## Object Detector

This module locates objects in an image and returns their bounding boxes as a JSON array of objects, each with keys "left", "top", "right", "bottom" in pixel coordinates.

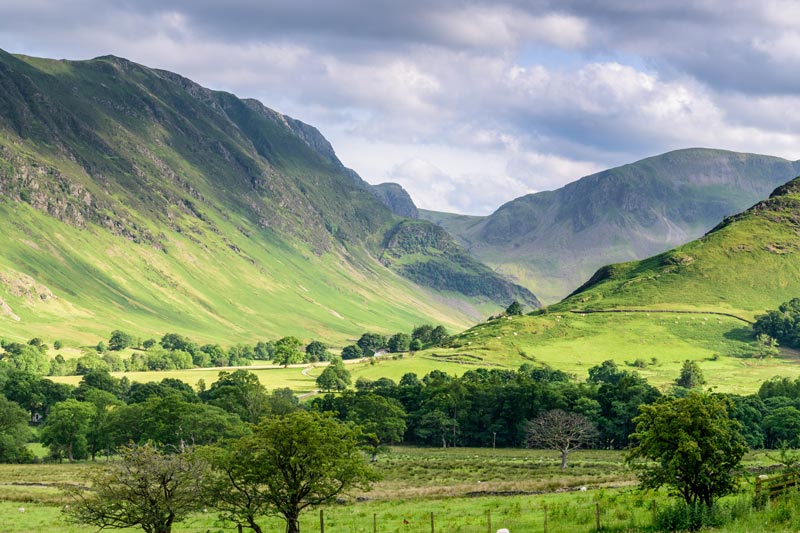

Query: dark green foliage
[
  {"left": 315, "top": 391, "right": 407, "bottom": 461},
  {"left": 356, "top": 333, "right": 386, "bottom": 356},
  {"left": 108, "top": 330, "right": 135, "bottom": 351},
  {"left": 506, "top": 300, "right": 523, "bottom": 316},
  {"left": 627, "top": 393, "right": 748, "bottom": 507},
  {"left": 754, "top": 298, "right": 800, "bottom": 348},
  {"left": 411, "top": 324, "right": 434, "bottom": 343},
  {"left": 675, "top": 359, "right": 707, "bottom": 390},
  {"left": 0, "top": 394, "right": 34, "bottom": 463},
  {"left": 341, "top": 344, "right": 363, "bottom": 360},
  {"left": 763, "top": 406, "right": 800, "bottom": 448},
  {"left": 199, "top": 370, "right": 269, "bottom": 423},
  {"left": 387, "top": 333, "right": 411, "bottom": 353},
  {"left": 409, "top": 338, "right": 423, "bottom": 351},
  {"left": 316, "top": 358, "right": 350, "bottom": 392},
  {"left": 40, "top": 398, "right": 94, "bottom": 461},
  {"left": 304, "top": 340, "right": 330, "bottom": 362},
  {"left": 53, "top": 340, "right": 63, "bottom": 350},
  {"left": 203, "top": 411, "right": 379, "bottom": 533},
  {"left": 108, "top": 396, "right": 247, "bottom": 449},
  {"left": 272, "top": 336, "right": 303, "bottom": 367}
]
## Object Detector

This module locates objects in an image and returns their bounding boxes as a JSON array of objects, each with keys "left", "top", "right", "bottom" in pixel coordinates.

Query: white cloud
[{"left": 0, "top": 0, "right": 799, "bottom": 216}]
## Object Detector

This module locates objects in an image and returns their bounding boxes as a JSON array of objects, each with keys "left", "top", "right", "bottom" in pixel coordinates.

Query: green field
[
  {"left": 2, "top": 447, "right": 798, "bottom": 532},
  {"left": 46, "top": 308, "right": 796, "bottom": 396}
]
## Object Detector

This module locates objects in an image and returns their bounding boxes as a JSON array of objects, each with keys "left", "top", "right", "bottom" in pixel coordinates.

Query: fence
[
  {"left": 225, "top": 494, "right": 659, "bottom": 533},
  {"left": 755, "top": 471, "right": 800, "bottom": 502}
]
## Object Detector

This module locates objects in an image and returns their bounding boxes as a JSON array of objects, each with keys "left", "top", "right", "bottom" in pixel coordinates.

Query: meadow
[
  {"left": 2, "top": 447, "right": 799, "bottom": 532},
  {"left": 44, "top": 309, "right": 798, "bottom": 396}
]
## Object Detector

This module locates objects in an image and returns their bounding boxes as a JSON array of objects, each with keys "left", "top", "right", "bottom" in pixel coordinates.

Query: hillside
[
  {"left": 558, "top": 177, "right": 800, "bottom": 317},
  {"left": 0, "top": 50, "right": 535, "bottom": 345},
  {"left": 399, "top": 178, "right": 800, "bottom": 393},
  {"left": 421, "top": 149, "right": 800, "bottom": 303}
]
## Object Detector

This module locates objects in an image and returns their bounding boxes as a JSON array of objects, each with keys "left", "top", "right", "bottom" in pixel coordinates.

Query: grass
[
  {"left": 3, "top": 447, "right": 798, "bottom": 532},
  {"left": 44, "top": 308, "right": 792, "bottom": 395}
]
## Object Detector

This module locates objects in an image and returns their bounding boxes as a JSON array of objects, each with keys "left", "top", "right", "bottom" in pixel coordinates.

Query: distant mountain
[
  {"left": 0, "top": 50, "right": 535, "bottom": 344},
  {"left": 421, "top": 149, "right": 800, "bottom": 303},
  {"left": 559, "top": 176, "right": 800, "bottom": 317}
]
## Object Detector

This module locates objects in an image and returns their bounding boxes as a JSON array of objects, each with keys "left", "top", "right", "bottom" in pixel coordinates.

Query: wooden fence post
[
  {"left": 373, "top": 512, "right": 377, "bottom": 533},
  {"left": 755, "top": 476, "right": 762, "bottom": 502},
  {"left": 651, "top": 500, "right": 657, "bottom": 523},
  {"left": 543, "top": 504, "right": 548, "bottom": 533},
  {"left": 431, "top": 511, "right": 435, "bottom": 533},
  {"left": 595, "top": 502, "right": 600, "bottom": 530},
  {"left": 320, "top": 509, "right": 324, "bottom": 533}
]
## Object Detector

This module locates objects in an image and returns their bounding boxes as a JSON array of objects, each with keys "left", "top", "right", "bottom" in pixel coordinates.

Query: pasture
[{"left": 1, "top": 447, "right": 797, "bottom": 532}]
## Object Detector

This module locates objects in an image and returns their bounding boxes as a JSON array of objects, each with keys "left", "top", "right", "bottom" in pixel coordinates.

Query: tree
[
  {"left": 411, "top": 324, "right": 435, "bottom": 344},
  {"left": 674, "top": 360, "right": 706, "bottom": 390},
  {"left": 40, "top": 398, "right": 94, "bottom": 461},
  {"left": 430, "top": 325, "right": 448, "bottom": 344},
  {"left": 273, "top": 336, "right": 303, "bottom": 367},
  {"left": 526, "top": 409, "right": 598, "bottom": 469},
  {"left": 108, "top": 330, "right": 135, "bottom": 351},
  {"left": 200, "top": 370, "right": 269, "bottom": 423},
  {"left": 340, "top": 344, "right": 363, "bottom": 360},
  {"left": 763, "top": 406, "right": 800, "bottom": 448},
  {"left": 387, "top": 333, "right": 411, "bottom": 353},
  {"left": 205, "top": 411, "right": 378, "bottom": 533},
  {"left": 346, "top": 394, "right": 407, "bottom": 461},
  {"left": 506, "top": 300, "right": 523, "bottom": 316},
  {"left": 84, "top": 389, "right": 124, "bottom": 461},
  {"left": 316, "top": 358, "right": 350, "bottom": 392},
  {"left": 356, "top": 333, "right": 386, "bottom": 356},
  {"left": 305, "top": 341, "right": 330, "bottom": 362},
  {"left": 627, "top": 393, "right": 747, "bottom": 508},
  {"left": 64, "top": 443, "right": 206, "bottom": 533},
  {"left": 1, "top": 342, "right": 50, "bottom": 375},
  {"left": 0, "top": 394, "right": 34, "bottom": 463}
]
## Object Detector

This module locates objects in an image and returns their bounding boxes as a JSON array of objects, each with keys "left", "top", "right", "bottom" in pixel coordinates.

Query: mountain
[
  {"left": 421, "top": 149, "right": 800, "bottom": 303},
  {"left": 402, "top": 178, "right": 800, "bottom": 392},
  {"left": 558, "top": 176, "right": 800, "bottom": 318},
  {"left": 0, "top": 50, "right": 535, "bottom": 345}
]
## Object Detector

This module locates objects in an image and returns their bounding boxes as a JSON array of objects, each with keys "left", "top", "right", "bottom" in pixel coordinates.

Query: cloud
[{"left": 0, "top": 1, "right": 799, "bottom": 215}]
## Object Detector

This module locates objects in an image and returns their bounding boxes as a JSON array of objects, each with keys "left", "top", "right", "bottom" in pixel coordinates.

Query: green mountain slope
[
  {"left": 421, "top": 149, "right": 800, "bottom": 303},
  {"left": 400, "top": 178, "right": 800, "bottom": 393},
  {"left": 558, "top": 177, "right": 800, "bottom": 319},
  {"left": 0, "top": 50, "right": 534, "bottom": 345}
]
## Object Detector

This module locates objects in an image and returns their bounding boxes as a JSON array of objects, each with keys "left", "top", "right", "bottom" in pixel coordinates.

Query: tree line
[{"left": 0, "top": 322, "right": 449, "bottom": 377}]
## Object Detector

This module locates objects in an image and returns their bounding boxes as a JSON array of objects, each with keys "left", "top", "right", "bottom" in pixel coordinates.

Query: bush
[{"left": 654, "top": 502, "right": 724, "bottom": 531}]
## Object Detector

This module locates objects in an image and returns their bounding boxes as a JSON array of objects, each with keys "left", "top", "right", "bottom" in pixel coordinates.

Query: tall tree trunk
[
  {"left": 285, "top": 512, "right": 300, "bottom": 533},
  {"left": 560, "top": 449, "right": 568, "bottom": 470}
]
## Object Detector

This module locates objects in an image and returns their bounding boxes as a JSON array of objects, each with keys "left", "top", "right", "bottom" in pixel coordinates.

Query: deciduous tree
[
  {"left": 526, "top": 409, "right": 598, "bottom": 469},
  {"left": 627, "top": 393, "right": 747, "bottom": 507},
  {"left": 64, "top": 443, "right": 206, "bottom": 533},
  {"left": 205, "top": 411, "right": 378, "bottom": 533}
]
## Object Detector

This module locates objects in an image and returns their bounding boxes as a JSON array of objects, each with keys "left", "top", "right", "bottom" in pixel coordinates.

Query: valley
[{"left": 3, "top": 47, "right": 800, "bottom": 533}]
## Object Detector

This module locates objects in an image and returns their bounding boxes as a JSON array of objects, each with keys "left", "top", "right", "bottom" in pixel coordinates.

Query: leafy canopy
[{"left": 627, "top": 393, "right": 747, "bottom": 507}]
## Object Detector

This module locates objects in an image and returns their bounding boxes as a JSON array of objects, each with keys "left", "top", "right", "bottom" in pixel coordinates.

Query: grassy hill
[
  {"left": 422, "top": 149, "right": 800, "bottom": 303},
  {"left": 559, "top": 177, "right": 800, "bottom": 318},
  {"left": 0, "top": 50, "right": 535, "bottom": 345},
  {"left": 393, "top": 178, "right": 800, "bottom": 393}
]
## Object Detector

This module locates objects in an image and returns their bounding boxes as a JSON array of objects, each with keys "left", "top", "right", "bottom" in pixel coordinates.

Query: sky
[{"left": 1, "top": 1, "right": 800, "bottom": 215}]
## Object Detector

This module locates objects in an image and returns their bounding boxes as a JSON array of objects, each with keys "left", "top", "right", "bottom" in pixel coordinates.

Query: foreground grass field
[{"left": 1, "top": 447, "right": 798, "bottom": 532}]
